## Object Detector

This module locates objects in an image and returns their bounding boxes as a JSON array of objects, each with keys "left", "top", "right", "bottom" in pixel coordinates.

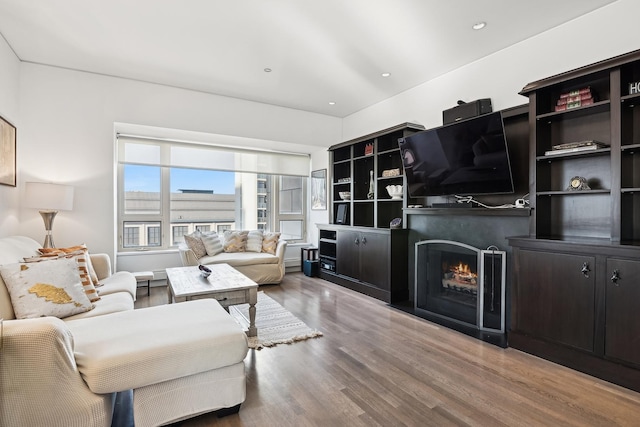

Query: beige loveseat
[
  {"left": 179, "top": 230, "right": 287, "bottom": 284},
  {"left": 0, "top": 236, "right": 248, "bottom": 427}
]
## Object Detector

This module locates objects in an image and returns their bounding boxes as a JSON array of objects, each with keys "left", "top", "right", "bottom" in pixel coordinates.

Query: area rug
[{"left": 229, "top": 291, "right": 323, "bottom": 350}]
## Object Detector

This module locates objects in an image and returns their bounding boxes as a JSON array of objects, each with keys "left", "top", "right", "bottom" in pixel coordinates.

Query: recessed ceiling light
[
  {"left": 382, "top": 72, "right": 391, "bottom": 77},
  {"left": 329, "top": 101, "right": 336, "bottom": 105},
  {"left": 472, "top": 22, "right": 486, "bottom": 30},
  {"left": 264, "top": 68, "right": 272, "bottom": 73}
]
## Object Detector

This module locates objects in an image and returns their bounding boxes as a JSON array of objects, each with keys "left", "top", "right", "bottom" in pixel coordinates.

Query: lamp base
[{"left": 39, "top": 210, "right": 58, "bottom": 249}]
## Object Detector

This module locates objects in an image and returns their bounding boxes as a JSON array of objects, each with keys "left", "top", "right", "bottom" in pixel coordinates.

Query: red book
[
  {"left": 559, "top": 87, "right": 591, "bottom": 98},
  {"left": 557, "top": 93, "right": 593, "bottom": 105}
]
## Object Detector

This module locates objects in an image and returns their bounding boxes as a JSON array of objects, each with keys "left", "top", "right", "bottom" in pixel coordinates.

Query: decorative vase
[{"left": 367, "top": 170, "right": 374, "bottom": 199}]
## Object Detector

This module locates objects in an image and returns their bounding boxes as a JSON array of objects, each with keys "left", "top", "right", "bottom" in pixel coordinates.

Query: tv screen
[{"left": 398, "top": 112, "right": 514, "bottom": 197}]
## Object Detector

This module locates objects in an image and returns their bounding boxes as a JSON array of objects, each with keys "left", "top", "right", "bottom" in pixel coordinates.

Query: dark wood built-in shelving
[
  {"left": 319, "top": 123, "right": 424, "bottom": 302},
  {"left": 513, "top": 48, "right": 640, "bottom": 393}
]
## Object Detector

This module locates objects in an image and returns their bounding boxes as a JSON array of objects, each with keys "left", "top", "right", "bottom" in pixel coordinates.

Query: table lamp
[{"left": 24, "top": 182, "right": 74, "bottom": 248}]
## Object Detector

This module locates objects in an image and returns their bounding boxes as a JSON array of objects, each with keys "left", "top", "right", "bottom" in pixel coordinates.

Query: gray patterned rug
[{"left": 230, "top": 291, "right": 323, "bottom": 350}]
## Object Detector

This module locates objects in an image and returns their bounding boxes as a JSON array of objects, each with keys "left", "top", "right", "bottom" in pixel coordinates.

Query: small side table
[{"left": 133, "top": 271, "right": 154, "bottom": 296}]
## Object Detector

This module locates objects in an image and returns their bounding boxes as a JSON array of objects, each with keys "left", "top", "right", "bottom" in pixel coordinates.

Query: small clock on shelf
[{"left": 567, "top": 176, "right": 590, "bottom": 191}]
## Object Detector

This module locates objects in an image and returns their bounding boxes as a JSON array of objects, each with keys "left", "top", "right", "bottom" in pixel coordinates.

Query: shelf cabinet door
[
  {"left": 358, "top": 231, "right": 390, "bottom": 290},
  {"left": 605, "top": 258, "right": 640, "bottom": 366},
  {"left": 515, "top": 249, "right": 596, "bottom": 352},
  {"left": 336, "top": 230, "right": 360, "bottom": 279}
]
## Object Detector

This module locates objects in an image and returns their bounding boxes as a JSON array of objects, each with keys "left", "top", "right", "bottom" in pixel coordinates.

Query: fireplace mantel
[{"left": 404, "top": 207, "right": 531, "bottom": 217}]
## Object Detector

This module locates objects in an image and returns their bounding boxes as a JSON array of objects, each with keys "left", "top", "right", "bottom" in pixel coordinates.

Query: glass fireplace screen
[{"left": 415, "top": 240, "right": 506, "bottom": 333}]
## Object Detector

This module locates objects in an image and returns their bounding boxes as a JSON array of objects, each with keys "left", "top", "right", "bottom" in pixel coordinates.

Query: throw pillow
[
  {"left": 223, "top": 230, "right": 248, "bottom": 253},
  {"left": 262, "top": 232, "right": 281, "bottom": 255},
  {"left": 39, "top": 244, "right": 100, "bottom": 285},
  {"left": 245, "top": 230, "right": 264, "bottom": 253},
  {"left": 200, "top": 232, "right": 223, "bottom": 256},
  {"left": 0, "top": 257, "right": 94, "bottom": 319},
  {"left": 24, "top": 250, "right": 101, "bottom": 302},
  {"left": 184, "top": 232, "right": 207, "bottom": 259}
]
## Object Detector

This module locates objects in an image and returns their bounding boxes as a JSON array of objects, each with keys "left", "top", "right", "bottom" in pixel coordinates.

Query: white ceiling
[{"left": 0, "top": 0, "right": 617, "bottom": 117}]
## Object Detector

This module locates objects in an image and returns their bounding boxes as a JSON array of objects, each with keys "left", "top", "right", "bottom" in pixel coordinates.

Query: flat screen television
[{"left": 398, "top": 111, "right": 514, "bottom": 197}]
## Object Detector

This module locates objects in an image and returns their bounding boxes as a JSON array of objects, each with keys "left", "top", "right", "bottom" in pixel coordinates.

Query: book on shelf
[
  {"left": 555, "top": 86, "right": 596, "bottom": 111},
  {"left": 552, "top": 140, "right": 606, "bottom": 150},
  {"left": 555, "top": 98, "right": 594, "bottom": 111},
  {"left": 556, "top": 93, "right": 593, "bottom": 105},
  {"left": 544, "top": 144, "right": 606, "bottom": 156},
  {"left": 559, "top": 87, "right": 591, "bottom": 98}
]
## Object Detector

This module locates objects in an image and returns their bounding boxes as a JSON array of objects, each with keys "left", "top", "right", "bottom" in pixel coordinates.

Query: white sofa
[
  {"left": 0, "top": 236, "right": 248, "bottom": 427},
  {"left": 179, "top": 238, "right": 287, "bottom": 285}
]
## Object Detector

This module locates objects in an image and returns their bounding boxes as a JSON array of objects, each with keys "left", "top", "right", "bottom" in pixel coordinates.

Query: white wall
[
  {"left": 0, "top": 35, "right": 21, "bottom": 236},
  {"left": 15, "top": 63, "right": 342, "bottom": 268},
  {"left": 342, "top": 0, "right": 640, "bottom": 139}
]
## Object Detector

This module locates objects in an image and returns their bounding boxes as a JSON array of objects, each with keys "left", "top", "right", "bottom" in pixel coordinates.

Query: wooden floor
[{"left": 136, "top": 273, "right": 640, "bottom": 426}]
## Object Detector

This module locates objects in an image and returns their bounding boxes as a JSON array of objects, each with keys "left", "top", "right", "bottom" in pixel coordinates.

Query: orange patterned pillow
[{"left": 39, "top": 244, "right": 99, "bottom": 285}]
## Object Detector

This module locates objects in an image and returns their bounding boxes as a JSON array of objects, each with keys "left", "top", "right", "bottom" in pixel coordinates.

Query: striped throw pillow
[
  {"left": 246, "top": 230, "right": 264, "bottom": 253},
  {"left": 201, "top": 232, "right": 223, "bottom": 256}
]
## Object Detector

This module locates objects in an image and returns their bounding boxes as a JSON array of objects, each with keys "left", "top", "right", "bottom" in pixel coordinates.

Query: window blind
[{"left": 117, "top": 134, "right": 310, "bottom": 177}]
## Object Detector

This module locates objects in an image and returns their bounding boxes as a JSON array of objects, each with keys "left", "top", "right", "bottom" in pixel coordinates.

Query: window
[
  {"left": 172, "top": 225, "right": 188, "bottom": 245},
  {"left": 117, "top": 135, "right": 309, "bottom": 251}
]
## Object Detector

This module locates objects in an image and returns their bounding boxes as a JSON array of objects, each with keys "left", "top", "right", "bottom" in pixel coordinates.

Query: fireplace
[{"left": 415, "top": 240, "right": 506, "bottom": 333}]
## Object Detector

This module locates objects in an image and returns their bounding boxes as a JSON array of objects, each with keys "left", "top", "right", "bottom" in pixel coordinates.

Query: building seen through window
[{"left": 119, "top": 166, "right": 305, "bottom": 250}]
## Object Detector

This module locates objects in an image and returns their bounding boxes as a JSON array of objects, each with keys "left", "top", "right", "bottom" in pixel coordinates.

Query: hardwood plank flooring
[{"left": 136, "top": 273, "right": 640, "bottom": 426}]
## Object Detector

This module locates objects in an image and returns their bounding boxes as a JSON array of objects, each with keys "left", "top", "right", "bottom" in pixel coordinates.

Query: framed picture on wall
[
  {"left": 311, "top": 169, "right": 327, "bottom": 210},
  {"left": 0, "top": 115, "right": 16, "bottom": 187}
]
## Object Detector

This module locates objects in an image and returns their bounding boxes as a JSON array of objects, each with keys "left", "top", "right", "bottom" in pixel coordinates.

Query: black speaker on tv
[{"left": 443, "top": 98, "right": 492, "bottom": 124}]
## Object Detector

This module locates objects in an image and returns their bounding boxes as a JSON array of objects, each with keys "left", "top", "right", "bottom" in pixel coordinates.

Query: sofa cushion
[
  {"left": 184, "top": 232, "right": 207, "bottom": 259},
  {"left": 64, "top": 292, "right": 134, "bottom": 320},
  {"left": 66, "top": 299, "right": 248, "bottom": 393},
  {"left": 96, "top": 271, "right": 137, "bottom": 299},
  {"left": 199, "top": 251, "right": 279, "bottom": 267},
  {"left": 223, "top": 231, "right": 248, "bottom": 253},
  {"left": 262, "top": 232, "right": 281, "bottom": 255},
  {"left": 245, "top": 230, "right": 263, "bottom": 253},
  {"left": 0, "top": 257, "right": 94, "bottom": 319}
]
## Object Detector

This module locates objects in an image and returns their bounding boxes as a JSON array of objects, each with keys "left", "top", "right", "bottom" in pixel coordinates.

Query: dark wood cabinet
[
  {"left": 318, "top": 224, "right": 408, "bottom": 303},
  {"left": 605, "top": 258, "right": 640, "bottom": 367},
  {"left": 509, "top": 238, "right": 640, "bottom": 392},
  {"left": 516, "top": 250, "right": 595, "bottom": 352},
  {"left": 321, "top": 123, "right": 422, "bottom": 302}
]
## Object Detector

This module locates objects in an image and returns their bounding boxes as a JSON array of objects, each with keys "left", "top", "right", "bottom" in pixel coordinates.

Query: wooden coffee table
[{"left": 166, "top": 263, "right": 258, "bottom": 337}]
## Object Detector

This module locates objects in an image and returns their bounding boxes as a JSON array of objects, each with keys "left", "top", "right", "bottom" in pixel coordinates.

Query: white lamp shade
[{"left": 24, "top": 182, "right": 74, "bottom": 211}]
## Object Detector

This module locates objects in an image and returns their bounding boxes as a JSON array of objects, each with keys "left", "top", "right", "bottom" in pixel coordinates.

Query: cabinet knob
[
  {"left": 361, "top": 237, "right": 367, "bottom": 244},
  {"left": 581, "top": 262, "right": 590, "bottom": 278},
  {"left": 354, "top": 238, "right": 359, "bottom": 245},
  {"left": 611, "top": 269, "right": 621, "bottom": 286}
]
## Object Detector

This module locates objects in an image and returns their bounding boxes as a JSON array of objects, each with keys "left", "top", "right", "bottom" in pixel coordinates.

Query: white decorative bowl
[
  {"left": 339, "top": 191, "right": 351, "bottom": 200},
  {"left": 386, "top": 185, "right": 403, "bottom": 199}
]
